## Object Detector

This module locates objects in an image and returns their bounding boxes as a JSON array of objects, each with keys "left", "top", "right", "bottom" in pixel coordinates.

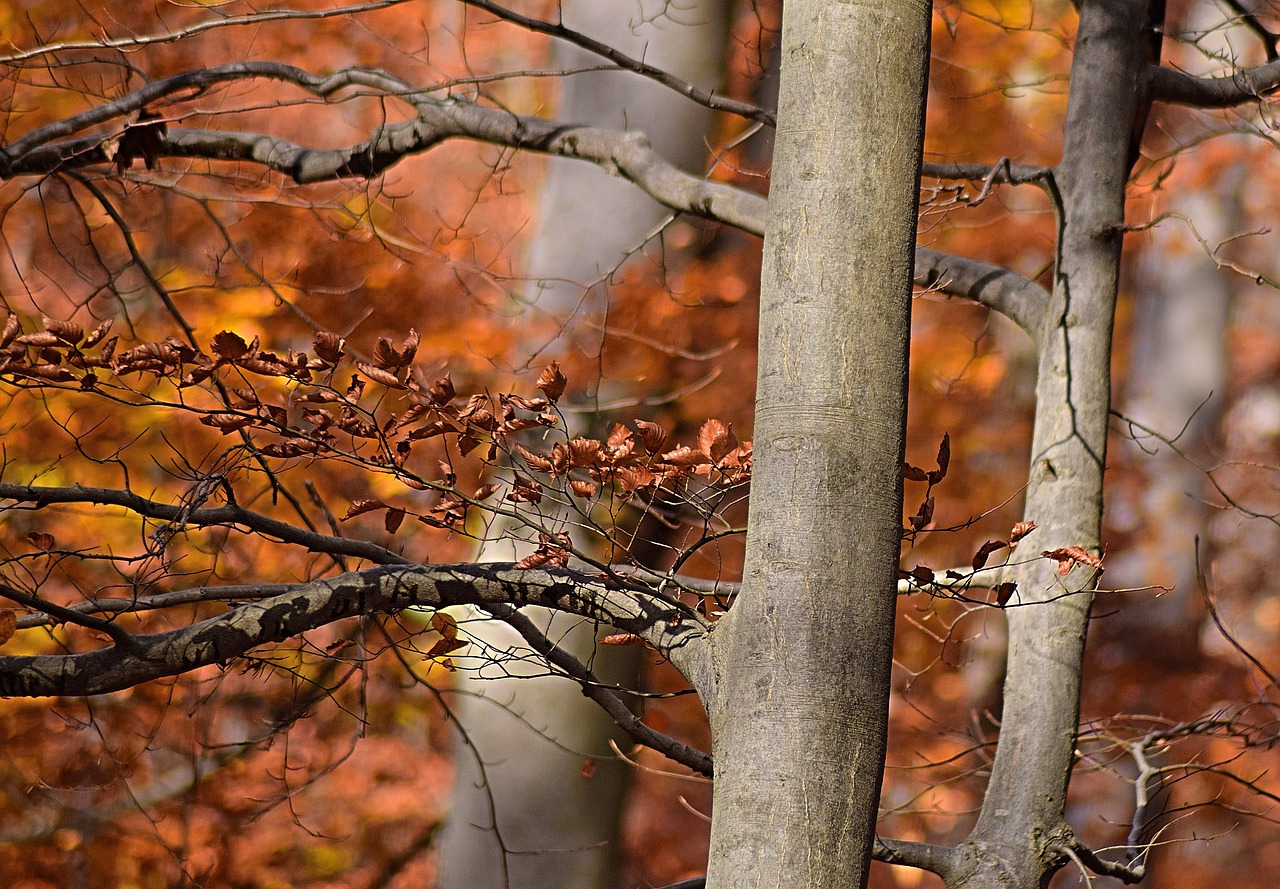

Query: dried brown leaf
[
  {"left": 356, "top": 362, "right": 405, "bottom": 389},
  {"left": 42, "top": 317, "right": 83, "bottom": 345},
  {"left": 1010, "top": 520, "right": 1038, "bottom": 545},
  {"left": 536, "top": 361, "right": 567, "bottom": 402},
  {"left": 211, "top": 330, "right": 250, "bottom": 361},
  {"left": 972, "top": 540, "right": 1008, "bottom": 571},
  {"left": 343, "top": 499, "right": 389, "bottom": 520}
]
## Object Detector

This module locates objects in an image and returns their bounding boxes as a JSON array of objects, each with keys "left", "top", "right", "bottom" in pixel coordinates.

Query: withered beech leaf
[
  {"left": 536, "top": 361, "right": 567, "bottom": 402},
  {"left": 633, "top": 419, "right": 667, "bottom": 454},
  {"left": 356, "top": 362, "right": 405, "bottom": 389},
  {"left": 1010, "top": 520, "right": 1038, "bottom": 544},
  {"left": 514, "top": 549, "right": 554, "bottom": 570},
  {"left": 313, "top": 331, "right": 344, "bottom": 364},
  {"left": 601, "top": 633, "right": 645, "bottom": 646},
  {"left": 935, "top": 432, "right": 951, "bottom": 478},
  {"left": 567, "top": 438, "right": 601, "bottom": 468},
  {"left": 211, "top": 331, "right": 250, "bottom": 361},
  {"left": 1040, "top": 546, "right": 1104, "bottom": 576},
  {"left": 26, "top": 531, "right": 55, "bottom": 552},
  {"left": 569, "top": 479, "right": 597, "bottom": 498},
  {"left": 972, "top": 539, "right": 1008, "bottom": 571},
  {"left": 908, "top": 495, "right": 935, "bottom": 531},
  {"left": 427, "top": 637, "right": 468, "bottom": 658},
  {"left": 384, "top": 508, "right": 406, "bottom": 534},
  {"left": 662, "top": 445, "right": 709, "bottom": 468},
  {"left": 83, "top": 318, "right": 114, "bottom": 348},
  {"left": 902, "top": 462, "right": 930, "bottom": 483},
  {"left": 200, "top": 413, "right": 254, "bottom": 434},
  {"left": 14, "top": 332, "right": 62, "bottom": 348},
  {"left": 1, "top": 314, "right": 20, "bottom": 347},
  {"left": 431, "top": 611, "right": 459, "bottom": 640},
  {"left": 0, "top": 609, "right": 15, "bottom": 647},
  {"left": 343, "top": 499, "right": 389, "bottom": 520},
  {"left": 996, "top": 582, "right": 1018, "bottom": 606},
  {"left": 606, "top": 422, "right": 632, "bottom": 452},
  {"left": 474, "top": 482, "right": 500, "bottom": 501},
  {"left": 430, "top": 373, "right": 455, "bottom": 405},
  {"left": 517, "top": 444, "right": 554, "bottom": 473},
  {"left": 42, "top": 317, "right": 83, "bottom": 345},
  {"left": 910, "top": 565, "right": 935, "bottom": 583}
]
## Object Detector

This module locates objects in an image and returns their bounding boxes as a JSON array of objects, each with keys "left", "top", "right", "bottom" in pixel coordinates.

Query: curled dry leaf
[
  {"left": 42, "top": 317, "right": 84, "bottom": 345},
  {"left": 26, "top": 531, "right": 55, "bottom": 552},
  {"left": 996, "top": 582, "right": 1018, "bottom": 606},
  {"left": 356, "top": 362, "right": 405, "bottom": 389},
  {"left": 1, "top": 314, "right": 20, "bottom": 348},
  {"left": 633, "top": 419, "right": 667, "bottom": 453},
  {"left": 211, "top": 331, "right": 250, "bottom": 361},
  {"left": 1040, "top": 546, "right": 1104, "bottom": 576},
  {"left": 0, "top": 609, "right": 16, "bottom": 647},
  {"left": 931, "top": 432, "right": 951, "bottom": 483},
  {"left": 313, "top": 331, "right": 344, "bottom": 364},
  {"left": 569, "top": 479, "right": 597, "bottom": 498},
  {"left": 83, "top": 318, "right": 113, "bottom": 348},
  {"left": 343, "top": 499, "right": 390, "bottom": 520},
  {"left": 1010, "top": 520, "right": 1038, "bottom": 544},
  {"left": 384, "top": 508, "right": 406, "bottom": 534},
  {"left": 972, "top": 539, "right": 1008, "bottom": 570},
  {"left": 601, "top": 633, "right": 646, "bottom": 646},
  {"left": 536, "top": 361, "right": 567, "bottom": 402},
  {"left": 902, "top": 462, "right": 930, "bottom": 482}
]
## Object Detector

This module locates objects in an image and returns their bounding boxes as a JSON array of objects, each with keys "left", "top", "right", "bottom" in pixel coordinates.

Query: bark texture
[
  {"left": 703, "top": 3, "right": 931, "bottom": 888},
  {"left": 953, "top": 4, "right": 1159, "bottom": 886}
]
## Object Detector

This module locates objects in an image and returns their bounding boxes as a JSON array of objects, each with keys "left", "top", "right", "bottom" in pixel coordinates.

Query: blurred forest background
[{"left": 2, "top": 1, "right": 1280, "bottom": 887}]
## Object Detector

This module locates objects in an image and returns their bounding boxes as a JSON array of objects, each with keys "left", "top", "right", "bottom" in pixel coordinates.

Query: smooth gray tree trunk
[
  {"left": 704, "top": 3, "right": 930, "bottom": 888},
  {"left": 954, "top": 4, "right": 1158, "bottom": 886}
]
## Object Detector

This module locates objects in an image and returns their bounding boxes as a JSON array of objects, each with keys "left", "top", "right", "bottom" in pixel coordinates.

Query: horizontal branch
[
  {"left": 1150, "top": 58, "right": 1280, "bottom": 107},
  {"left": 921, "top": 159, "right": 1050, "bottom": 187},
  {"left": 0, "top": 61, "right": 1043, "bottom": 330},
  {"left": 873, "top": 835, "right": 957, "bottom": 877},
  {"left": 0, "top": 563, "right": 711, "bottom": 700},
  {"left": 915, "top": 248, "right": 1048, "bottom": 337},
  {"left": 0, "top": 482, "right": 408, "bottom": 565}
]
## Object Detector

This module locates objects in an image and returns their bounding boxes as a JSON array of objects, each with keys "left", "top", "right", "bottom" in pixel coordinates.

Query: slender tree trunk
[
  {"left": 957, "top": 4, "right": 1158, "bottom": 885},
  {"left": 704, "top": 3, "right": 930, "bottom": 887},
  {"left": 436, "top": 4, "right": 730, "bottom": 888}
]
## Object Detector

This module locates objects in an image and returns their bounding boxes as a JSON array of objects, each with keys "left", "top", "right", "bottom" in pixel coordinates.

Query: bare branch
[
  {"left": 456, "top": 0, "right": 774, "bottom": 127},
  {"left": 485, "top": 601, "right": 714, "bottom": 776},
  {"left": 916, "top": 247, "right": 1049, "bottom": 336},
  {"left": 0, "top": 563, "right": 710, "bottom": 699},
  {"left": 1150, "top": 57, "right": 1280, "bottom": 107},
  {"left": 0, "top": 0, "right": 416, "bottom": 66},
  {"left": 872, "top": 835, "right": 957, "bottom": 876},
  {"left": 0, "top": 482, "right": 410, "bottom": 565}
]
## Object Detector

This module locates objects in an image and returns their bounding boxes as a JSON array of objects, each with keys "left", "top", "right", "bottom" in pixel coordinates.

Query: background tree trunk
[
  {"left": 704, "top": 2, "right": 930, "bottom": 887},
  {"left": 435, "top": 4, "right": 730, "bottom": 888}
]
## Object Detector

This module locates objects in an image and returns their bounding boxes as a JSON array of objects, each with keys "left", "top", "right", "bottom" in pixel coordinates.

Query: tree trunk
[
  {"left": 435, "top": 4, "right": 730, "bottom": 888},
  {"left": 957, "top": 3, "right": 1158, "bottom": 886},
  {"left": 704, "top": 3, "right": 930, "bottom": 887}
]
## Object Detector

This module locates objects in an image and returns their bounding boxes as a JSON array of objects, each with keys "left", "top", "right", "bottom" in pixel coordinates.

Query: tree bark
[
  {"left": 956, "top": 3, "right": 1158, "bottom": 886},
  {"left": 703, "top": 3, "right": 931, "bottom": 888}
]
